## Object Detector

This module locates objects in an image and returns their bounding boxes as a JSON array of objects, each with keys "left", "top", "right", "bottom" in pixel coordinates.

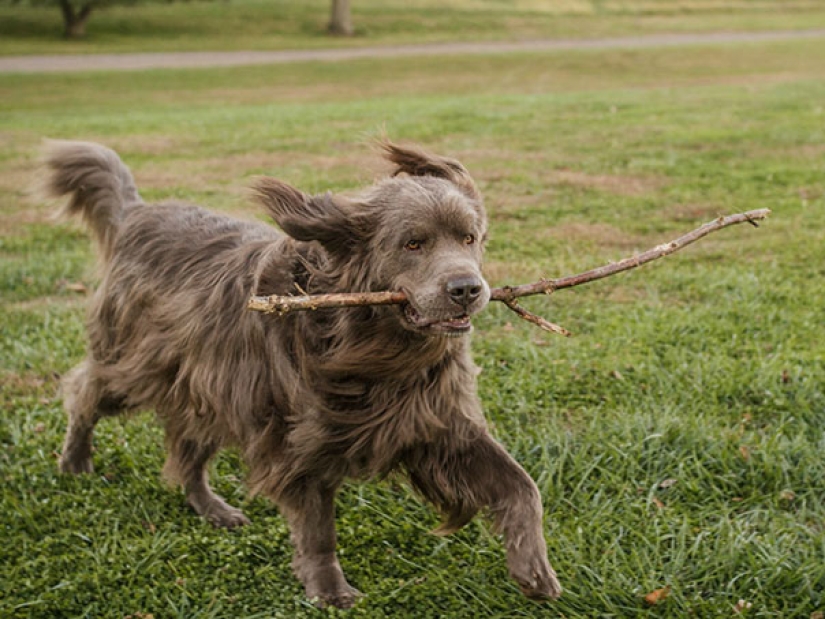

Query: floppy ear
[
  {"left": 381, "top": 140, "right": 481, "bottom": 201},
  {"left": 252, "top": 177, "right": 356, "bottom": 253}
]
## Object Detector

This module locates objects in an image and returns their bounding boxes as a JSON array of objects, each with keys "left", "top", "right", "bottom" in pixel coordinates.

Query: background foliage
[{"left": 2, "top": 0, "right": 825, "bottom": 52}]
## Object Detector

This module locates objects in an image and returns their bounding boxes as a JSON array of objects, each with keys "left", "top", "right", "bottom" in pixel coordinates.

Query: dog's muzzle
[{"left": 402, "top": 303, "right": 473, "bottom": 337}]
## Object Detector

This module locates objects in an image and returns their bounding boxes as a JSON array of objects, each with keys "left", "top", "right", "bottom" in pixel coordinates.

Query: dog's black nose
[{"left": 447, "top": 276, "right": 483, "bottom": 308}]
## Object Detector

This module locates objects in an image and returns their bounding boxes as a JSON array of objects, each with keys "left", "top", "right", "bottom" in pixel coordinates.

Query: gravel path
[{"left": 2, "top": 29, "right": 824, "bottom": 74}]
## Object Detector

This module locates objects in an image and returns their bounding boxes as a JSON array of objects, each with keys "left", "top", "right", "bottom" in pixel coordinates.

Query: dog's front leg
[
  {"left": 278, "top": 480, "right": 360, "bottom": 609},
  {"left": 407, "top": 434, "right": 562, "bottom": 600}
]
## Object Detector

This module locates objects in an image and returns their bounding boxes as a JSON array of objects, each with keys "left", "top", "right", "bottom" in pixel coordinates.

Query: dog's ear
[
  {"left": 381, "top": 141, "right": 480, "bottom": 201},
  {"left": 253, "top": 178, "right": 357, "bottom": 252}
]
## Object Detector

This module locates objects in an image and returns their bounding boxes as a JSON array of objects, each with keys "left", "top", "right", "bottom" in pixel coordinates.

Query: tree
[
  {"left": 328, "top": 0, "right": 353, "bottom": 36},
  {"left": 24, "top": 0, "right": 177, "bottom": 39},
  {"left": 58, "top": 0, "right": 94, "bottom": 38}
]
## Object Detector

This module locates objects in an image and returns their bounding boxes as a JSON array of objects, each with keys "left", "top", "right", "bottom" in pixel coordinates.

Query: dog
[{"left": 43, "top": 139, "right": 562, "bottom": 608}]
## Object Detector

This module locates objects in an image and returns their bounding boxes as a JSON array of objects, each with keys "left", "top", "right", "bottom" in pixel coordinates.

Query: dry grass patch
[
  {"left": 7, "top": 295, "right": 86, "bottom": 312},
  {"left": 483, "top": 260, "right": 552, "bottom": 288},
  {"left": 0, "top": 202, "right": 56, "bottom": 236},
  {"left": 662, "top": 202, "right": 723, "bottom": 223},
  {"left": 136, "top": 150, "right": 378, "bottom": 191},
  {"left": 545, "top": 221, "right": 650, "bottom": 251},
  {"left": 599, "top": 283, "right": 652, "bottom": 304},
  {"left": 1, "top": 144, "right": 392, "bottom": 237},
  {"left": 0, "top": 147, "right": 38, "bottom": 191},
  {"left": 748, "top": 141, "right": 825, "bottom": 161},
  {"left": 103, "top": 134, "right": 197, "bottom": 157},
  {"left": 549, "top": 168, "right": 666, "bottom": 197},
  {"left": 0, "top": 369, "right": 61, "bottom": 394},
  {"left": 132, "top": 148, "right": 393, "bottom": 222},
  {"left": 797, "top": 186, "right": 823, "bottom": 202}
]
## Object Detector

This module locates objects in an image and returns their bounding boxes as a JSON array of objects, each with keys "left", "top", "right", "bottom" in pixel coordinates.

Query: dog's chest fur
[{"left": 259, "top": 314, "right": 487, "bottom": 491}]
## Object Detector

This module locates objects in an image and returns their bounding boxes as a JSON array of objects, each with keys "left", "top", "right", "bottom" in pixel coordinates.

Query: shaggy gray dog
[{"left": 44, "top": 140, "right": 561, "bottom": 608}]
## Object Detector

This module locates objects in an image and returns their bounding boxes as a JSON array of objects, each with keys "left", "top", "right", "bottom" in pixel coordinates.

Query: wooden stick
[
  {"left": 247, "top": 290, "right": 406, "bottom": 313},
  {"left": 490, "top": 209, "right": 770, "bottom": 302},
  {"left": 247, "top": 209, "right": 770, "bottom": 332},
  {"left": 501, "top": 299, "right": 572, "bottom": 337}
]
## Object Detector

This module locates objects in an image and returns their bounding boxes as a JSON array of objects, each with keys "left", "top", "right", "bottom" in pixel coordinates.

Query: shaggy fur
[{"left": 44, "top": 139, "right": 562, "bottom": 607}]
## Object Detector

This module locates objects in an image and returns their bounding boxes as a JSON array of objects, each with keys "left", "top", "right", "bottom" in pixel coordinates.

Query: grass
[
  {"left": 2, "top": 18, "right": 825, "bottom": 619},
  {"left": 2, "top": 0, "right": 825, "bottom": 55}
]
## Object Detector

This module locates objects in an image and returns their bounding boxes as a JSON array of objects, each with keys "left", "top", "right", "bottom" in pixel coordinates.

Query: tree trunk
[
  {"left": 59, "top": 0, "right": 94, "bottom": 39},
  {"left": 328, "top": 0, "right": 354, "bottom": 36}
]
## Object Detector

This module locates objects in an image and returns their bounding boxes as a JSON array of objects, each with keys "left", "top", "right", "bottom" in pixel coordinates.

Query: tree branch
[
  {"left": 247, "top": 290, "right": 406, "bottom": 313},
  {"left": 501, "top": 299, "right": 572, "bottom": 337},
  {"left": 490, "top": 208, "right": 770, "bottom": 302},
  {"left": 247, "top": 209, "right": 770, "bottom": 333}
]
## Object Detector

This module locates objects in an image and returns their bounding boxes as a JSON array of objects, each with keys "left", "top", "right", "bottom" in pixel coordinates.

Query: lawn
[
  {"left": 2, "top": 19, "right": 825, "bottom": 619},
  {"left": 2, "top": 0, "right": 825, "bottom": 55}
]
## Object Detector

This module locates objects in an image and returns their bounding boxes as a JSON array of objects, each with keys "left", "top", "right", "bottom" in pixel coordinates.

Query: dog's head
[{"left": 254, "top": 142, "right": 490, "bottom": 338}]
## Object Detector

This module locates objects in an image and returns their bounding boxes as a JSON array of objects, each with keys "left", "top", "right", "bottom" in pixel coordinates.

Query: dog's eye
[
  {"left": 405, "top": 239, "right": 424, "bottom": 251},
  {"left": 464, "top": 234, "right": 476, "bottom": 245}
]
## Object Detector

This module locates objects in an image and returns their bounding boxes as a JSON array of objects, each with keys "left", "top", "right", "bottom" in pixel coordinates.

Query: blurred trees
[
  {"left": 20, "top": 0, "right": 356, "bottom": 39},
  {"left": 58, "top": 0, "right": 93, "bottom": 37}
]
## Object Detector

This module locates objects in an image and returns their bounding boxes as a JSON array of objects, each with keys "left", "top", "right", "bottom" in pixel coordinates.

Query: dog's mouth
[{"left": 402, "top": 303, "right": 473, "bottom": 337}]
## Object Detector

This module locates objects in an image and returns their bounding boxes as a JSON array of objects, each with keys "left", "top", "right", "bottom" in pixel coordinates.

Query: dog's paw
[
  {"left": 509, "top": 554, "right": 562, "bottom": 601},
  {"left": 188, "top": 491, "right": 250, "bottom": 529},
  {"left": 309, "top": 583, "right": 362, "bottom": 609},
  {"left": 301, "top": 564, "right": 362, "bottom": 609},
  {"left": 59, "top": 455, "right": 94, "bottom": 475},
  {"left": 204, "top": 505, "right": 250, "bottom": 529}
]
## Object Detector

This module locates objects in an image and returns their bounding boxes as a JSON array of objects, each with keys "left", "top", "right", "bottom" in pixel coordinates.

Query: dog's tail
[{"left": 41, "top": 140, "right": 142, "bottom": 259}]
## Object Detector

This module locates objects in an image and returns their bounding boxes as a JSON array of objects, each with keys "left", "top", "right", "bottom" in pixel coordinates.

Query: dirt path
[{"left": 2, "top": 29, "right": 824, "bottom": 74}]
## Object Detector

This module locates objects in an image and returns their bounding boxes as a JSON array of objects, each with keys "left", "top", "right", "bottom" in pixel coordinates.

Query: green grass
[
  {"left": 2, "top": 26, "right": 825, "bottom": 619},
  {"left": 2, "top": 0, "right": 825, "bottom": 55}
]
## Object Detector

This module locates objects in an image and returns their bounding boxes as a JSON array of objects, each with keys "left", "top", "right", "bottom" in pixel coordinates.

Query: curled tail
[{"left": 41, "top": 140, "right": 142, "bottom": 259}]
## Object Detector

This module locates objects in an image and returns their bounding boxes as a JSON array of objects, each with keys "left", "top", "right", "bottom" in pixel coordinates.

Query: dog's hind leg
[
  {"left": 279, "top": 480, "right": 361, "bottom": 609},
  {"left": 59, "top": 360, "right": 122, "bottom": 474},
  {"left": 163, "top": 435, "right": 250, "bottom": 529}
]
